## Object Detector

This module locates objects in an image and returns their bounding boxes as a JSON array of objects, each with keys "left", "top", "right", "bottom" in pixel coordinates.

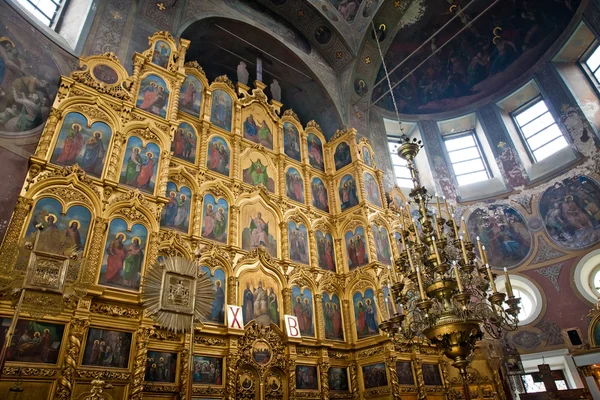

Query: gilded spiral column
[
  {"left": 129, "top": 327, "right": 152, "bottom": 400},
  {"left": 308, "top": 230, "right": 318, "bottom": 268},
  {"left": 131, "top": 57, "right": 143, "bottom": 95},
  {"left": 198, "top": 124, "right": 209, "bottom": 168},
  {"left": 288, "top": 358, "right": 297, "bottom": 400},
  {"left": 277, "top": 155, "right": 286, "bottom": 198},
  {"left": 319, "top": 360, "right": 330, "bottom": 400},
  {"left": 303, "top": 166, "right": 312, "bottom": 206},
  {"left": 226, "top": 353, "right": 239, "bottom": 399},
  {"left": 193, "top": 193, "right": 203, "bottom": 236},
  {"left": 375, "top": 170, "right": 386, "bottom": 208},
  {"left": 413, "top": 357, "right": 426, "bottom": 400},
  {"left": 54, "top": 318, "right": 90, "bottom": 400},
  {"left": 227, "top": 276, "right": 237, "bottom": 305},
  {"left": 282, "top": 287, "right": 292, "bottom": 315},
  {"left": 159, "top": 149, "right": 171, "bottom": 196},
  {"left": 179, "top": 348, "right": 190, "bottom": 400},
  {"left": 358, "top": 169, "right": 368, "bottom": 205},
  {"left": 342, "top": 299, "right": 353, "bottom": 344},
  {"left": 349, "top": 363, "right": 360, "bottom": 400},
  {"left": 232, "top": 136, "right": 241, "bottom": 181},
  {"left": 106, "top": 132, "right": 126, "bottom": 182},
  {"left": 334, "top": 238, "right": 344, "bottom": 273},
  {"left": 280, "top": 221, "right": 289, "bottom": 260},
  {"left": 34, "top": 108, "right": 61, "bottom": 159},
  {"left": 0, "top": 197, "right": 32, "bottom": 267},
  {"left": 386, "top": 356, "right": 400, "bottom": 400},
  {"left": 314, "top": 293, "right": 325, "bottom": 341},
  {"left": 86, "top": 217, "right": 108, "bottom": 276},
  {"left": 365, "top": 223, "right": 378, "bottom": 266},
  {"left": 229, "top": 205, "right": 239, "bottom": 248},
  {"left": 146, "top": 232, "right": 160, "bottom": 272},
  {"left": 169, "top": 76, "right": 183, "bottom": 120},
  {"left": 328, "top": 177, "right": 338, "bottom": 213}
]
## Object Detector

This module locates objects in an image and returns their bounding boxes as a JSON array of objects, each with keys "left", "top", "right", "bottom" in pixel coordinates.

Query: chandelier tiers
[{"left": 381, "top": 136, "right": 522, "bottom": 399}]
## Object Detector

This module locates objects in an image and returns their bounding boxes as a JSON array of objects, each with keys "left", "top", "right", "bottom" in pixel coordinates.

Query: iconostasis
[{"left": 0, "top": 32, "right": 502, "bottom": 400}]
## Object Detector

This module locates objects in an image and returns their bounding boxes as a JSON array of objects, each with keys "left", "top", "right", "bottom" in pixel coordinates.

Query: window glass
[
  {"left": 16, "top": 0, "right": 62, "bottom": 27},
  {"left": 389, "top": 139, "right": 413, "bottom": 188},
  {"left": 585, "top": 45, "right": 600, "bottom": 82},
  {"left": 443, "top": 131, "right": 490, "bottom": 186}
]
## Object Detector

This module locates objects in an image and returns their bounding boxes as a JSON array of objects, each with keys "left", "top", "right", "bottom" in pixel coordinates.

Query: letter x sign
[{"left": 226, "top": 305, "right": 244, "bottom": 330}]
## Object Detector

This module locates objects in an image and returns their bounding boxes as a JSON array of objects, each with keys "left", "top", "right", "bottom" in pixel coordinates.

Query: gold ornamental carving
[
  {"left": 89, "top": 302, "right": 141, "bottom": 319},
  {"left": 2, "top": 366, "right": 57, "bottom": 377},
  {"left": 129, "top": 327, "right": 152, "bottom": 400},
  {"left": 76, "top": 370, "right": 131, "bottom": 380},
  {"left": 55, "top": 318, "right": 90, "bottom": 400},
  {"left": 194, "top": 334, "right": 227, "bottom": 347}
]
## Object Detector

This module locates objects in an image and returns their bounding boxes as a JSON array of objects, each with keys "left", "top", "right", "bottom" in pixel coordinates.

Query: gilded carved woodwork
[
  {"left": 55, "top": 318, "right": 90, "bottom": 400},
  {"left": 129, "top": 328, "right": 152, "bottom": 400}
]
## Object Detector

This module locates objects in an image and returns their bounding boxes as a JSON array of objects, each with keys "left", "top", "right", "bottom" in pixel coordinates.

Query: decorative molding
[
  {"left": 535, "top": 263, "right": 564, "bottom": 292},
  {"left": 89, "top": 302, "right": 141, "bottom": 319}
]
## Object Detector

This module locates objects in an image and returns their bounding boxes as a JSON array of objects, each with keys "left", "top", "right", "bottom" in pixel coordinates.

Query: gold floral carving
[
  {"left": 89, "top": 302, "right": 140, "bottom": 319},
  {"left": 109, "top": 189, "right": 152, "bottom": 208},
  {"left": 34, "top": 165, "right": 101, "bottom": 198},
  {"left": 71, "top": 104, "right": 110, "bottom": 121},
  {"left": 149, "top": 329, "right": 181, "bottom": 341},
  {"left": 35, "top": 108, "right": 62, "bottom": 159},
  {"left": 54, "top": 318, "right": 90, "bottom": 400},
  {"left": 142, "top": 384, "right": 179, "bottom": 392},
  {"left": 358, "top": 347, "right": 384, "bottom": 358},
  {"left": 192, "top": 387, "right": 225, "bottom": 395},
  {"left": 194, "top": 335, "right": 227, "bottom": 347},
  {"left": 43, "top": 186, "right": 93, "bottom": 207},
  {"left": 2, "top": 367, "right": 57, "bottom": 377},
  {"left": 179, "top": 348, "right": 189, "bottom": 399},
  {"left": 296, "top": 346, "right": 318, "bottom": 356},
  {"left": 283, "top": 109, "right": 300, "bottom": 123},
  {"left": 184, "top": 61, "right": 206, "bottom": 78},
  {"left": 76, "top": 370, "right": 131, "bottom": 380},
  {"left": 327, "top": 351, "right": 349, "bottom": 360},
  {"left": 306, "top": 120, "right": 323, "bottom": 134},
  {"left": 130, "top": 327, "right": 152, "bottom": 400},
  {"left": 214, "top": 75, "right": 235, "bottom": 91}
]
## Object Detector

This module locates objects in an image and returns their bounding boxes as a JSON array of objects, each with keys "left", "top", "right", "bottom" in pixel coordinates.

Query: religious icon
[
  {"left": 283, "top": 122, "right": 301, "bottom": 161},
  {"left": 307, "top": 133, "right": 324, "bottom": 170},
  {"left": 98, "top": 218, "right": 148, "bottom": 291},
  {"left": 201, "top": 194, "right": 228, "bottom": 243},
  {"left": 372, "top": 225, "right": 392, "bottom": 265},
  {"left": 144, "top": 351, "right": 177, "bottom": 382},
  {"left": 92, "top": 64, "right": 119, "bottom": 85},
  {"left": 288, "top": 221, "right": 309, "bottom": 264},
  {"left": 119, "top": 136, "right": 161, "bottom": 194},
  {"left": 211, "top": 89, "right": 233, "bottom": 132},
  {"left": 252, "top": 340, "right": 272, "bottom": 365},
  {"left": 362, "top": 146, "right": 373, "bottom": 167},
  {"left": 241, "top": 204, "right": 278, "bottom": 257},
  {"left": 243, "top": 157, "right": 275, "bottom": 192},
  {"left": 152, "top": 40, "right": 171, "bottom": 68},
  {"left": 338, "top": 174, "right": 359, "bottom": 211},
  {"left": 192, "top": 356, "right": 223, "bottom": 385},
  {"left": 364, "top": 172, "right": 382, "bottom": 207},
  {"left": 422, "top": 364, "right": 442, "bottom": 386},
  {"left": 296, "top": 365, "right": 319, "bottom": 390},
  {"left": 239, "top": 371, "right": 254, "bottom": 389},
  {"left": 328, "top": 367, "right": 349, "bottom": 391},
  {"left": 243, "top": 113, "right": 273, "bottom": 149},
  {"left": 322, "top": 293, "right": 344, "bottom": 340},
  {"left": 316, "top": 231, "right": 336, "bottom": 272},
  {"left": 267, "top": 375, "right": 281, "bottom": 391},
  {"left": 136, "top": 74, "right": 170, "bottom": 118},
  {"left": 334, "top": 141, "right": 352, "bottom": 170},
  {"left": 200, "top": 266, "right": 226, "bottom": 324},
  {"left": 291, "top": 286, "right": 314, "bottom": 337},
  {"left": 160, "top": 182, "right": 192, "bottom": 234},
  {"left": 286, "top": 167, "right": 305, "bottom": 203},
  {"left": 239, "top": 270, "right": 280, "bottom": 327},
  {"left": 353, "top": 289, "right": 379, "bottom": 339},
  {"left": 0, "top": 318, "right": 65, "bottom": 364},
  {"left": 206, "top": 136, "right": 230, "bottom": 176},
  {"left": 171, "top": 122, "right": 197, "bottom": 163},
  {"left": 179, "top": 74, "right": 203, "bottom": 117},
  {"left": 50, "top": 112, "right": 112, "bottom": 177},
  {"left": 345, "top": 226, "right": 369, "bottom": 270},
  {"left": 311, "top": 177, "right": 329, "bottom": 212},
  {"left": 81, "top": 328, "right": 132, "bottom": 369},
  {"left": 362, "top": 363, "right": 388, "bottom": 389},
  {"left": 396, "top": 361, "right": 415, "bottom": 385}
]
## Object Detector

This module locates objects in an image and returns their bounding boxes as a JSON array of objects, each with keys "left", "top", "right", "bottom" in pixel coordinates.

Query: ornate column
[
  {"left": 280, "top": 221, "right": 289, "bottom": 260},
  {"left": 34, "top": 108, "right": 61, "bottom": 159},
  {"left": 227, "top": 276, "right": 237, "bottom": 306},
  {"left": 319, "top": 360, "right": 330, "bottom": 400},
  {"left": 146, "top": 231, "right": 160, "bottom": 270},
  {"left": 86, "top": 217, "right": 109, "bottom": 275},
  {"left": 198, "top": 124, "right": 210, "bottom": 168},
  {"left": 232, "top": 136, "right": 241, "bottom": 181},
  {"left": 357, "top": 169, "right": 368, "bottom": 205},
  {"left": 0, "top": 197, "right": 32, "bottom": 253},
  {"left": 375, "top": 170, "right": 386, "bottom": 208},
  {"left": 303, "top": 167, "right": 312, "bottom": 207},
  {"left": 308, "top": 229, "right": 318, "bottom": 267},
  {"left": 129, "top": 327, "right": 152, "bottom": 400},
  {"left": 159, "top": 149, "right": 171, "bottom": 197},
  {"left": 365, "top": 222, "right": 378, "bottom": 265},
  {"left": 277, "top": 155, "right": 286, "bottom": 198},
  {"left": 169, "top": 76, "right": 184, "bottom": 120},
  {"left": 413, "top": 357, "right": 426, "bottom": 400},
  {"left": 342, "top": 299, "right": 354, "bottom": 344},
  {"left": 328, "top": 177, "right": 338, "bottom": 213},
  {"left": 229, "top": 205, "right": 239, "bottom": 248},
  {"left": 226, "top": 353, "right": 240, "bottom": 399},
  {"left": 349, "top": 363, "right": 360, "bottom": 400},
  {"left": 282, "top": 287, "right": 292, "bottom": 315},
  {"left": 314, "top": 293, "right": 325, "bottom": 340},
  {"left": 179, "top": 348, "right": 190, "bottom": 400},
  {"left": 106, "top": 132, "right": 127, "bottom": 182},
  {"left": 193, "top": 193, "right": 203, "bottom": 237},
  {"left": 386, "top": 356, "right": 400, "bottom": 400},
  {"left": 54, "top": 318, "right": 90, "bottom": 400},
  {"left": 288, "top": 358, "right": 297, "bottom": 400},
  {"left": 334, "top": 238, "right": 344, "bottom": 273}
]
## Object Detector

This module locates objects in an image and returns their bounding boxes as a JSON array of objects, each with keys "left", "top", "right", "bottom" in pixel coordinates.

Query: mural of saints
[
  {"left": 200, "top": 266, "right": 226, "bottom": 324},
  {"left": 50, "top": 112, "right": 112, "bottom": 177},
  {"left": 243, "top": 158, "right": 275, "bottom": 192},
  {"left": 307, "top": 133, "right": 324, "bottom": 170},
  {"left": 334, "top": 141, "right": 352, "bottom": 170},
  {"left": 210, "top": 89, "right": 233, "bottom": 132},
  {"left": 338, "top": 174, "right": 359, "bottom": 211},
  {"left": 353, "top": 289, "right": 379, "bottom": 339},
  {"left": 322, "top": 293, "right": 344, "bottom": 340},
  {"left": 240, "top": 271, "right": 280, "bottom": 327},
  {"left": 288, "top": 221, "right": 309, "bottom": 264},
  {"left": 0, "top": 318, "right": 65, "bottom": 364},
  {"left": 152, "top": 40, "right": 171, "bottom": 68},
  {"left": 291, "top": 286, "right": 314, "bottom": 337},
  {"left": 201, "top": 194, "right": 228, "bottom": 243},
  {"left": 136, "top": 74, "right": 170, "bottom": 118},
  {"left": 283, "top": 122, "right": 301, "bottom": 161},
  {"left": 160, "top": 182, "right": 192, "bottom": 234},
  {"left": 171, "top": 122, "right": 196, "bottom": 163},
  {"left": 119, "top": 136, "right": 160, "bottom": 194},
  {"left": 286, "top": 167, "right": 304, "bottom": 203},
  {"left": 144, "top": 351, "right": 177, "bottom": 382},
  {"left": 316, "top": 231, "right": 336, "bottom": 272},
  {"left": 241, "top": 206, "right": 278, "bottom": 257},
  {"left": 81, "top": 328, "right": 132, "bottom": 369},
  {"left": 311, "top": 178, "right": 329, "bottom": 212},
  {"left": 364, "top": 172, "right": 382, "bottom": 207},
  {"left": 178, "top": 75, "right": 202, "bottom": 116},
  {"left": 372, "top": 225, "right": 392, "bottom": 265},
  {"left": 243, "top": 113, "right": 273, "bottom": 149},
  {"left": 98, "top": 218, "right": 148, "bottom": 292},
  {"left": 345, "top": 227, "right": 368, "bottom": 270},
  {"left": 206, "top": 136, "right": 230, "bottom": 176}
]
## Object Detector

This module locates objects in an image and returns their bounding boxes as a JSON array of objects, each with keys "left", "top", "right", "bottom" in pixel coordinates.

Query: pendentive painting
[
  {"left": 201, "top": 194, "right": 228, "bottom": 244},
  {"left": 50, "top": 112, "right": 112, "bottom": 177},
  {"left": 200, "top": 266, "right": 226, "bottom": 324},
  {"left": 396, "top": 361, "right": 415, "bottom": 385},
  {"left": 362, "top": 363, "right": 388, "bottom": 389},
  {"left": 179, "top": 74, "right": 203, "bottom": 117},
  {"left": 312, "top": 178, "right": 329, "bottom": 212},
  {"left": 286, "top": 167, "right": 305, "bottom": 203},
  {"left": 98, "top": 218, "right": 147, "bottom": 292},
  {"left": 296, "top": 365, "right": 319, "bottom": 390},
  {"left": 307, "top": 133, "right": 324, "bottom": 170},
  {"left": 160, "top": 182, "right": 192, "bottom": 234},
  {"left": 329, "top": 367, "right": 349, "bottom": 391},
  {"left": 338, "top": 174, "right": 359, "bottom": 211},
  {"left": 316, "top": 230, "right": 336, "bottom": 272},
  {"left": 353, "top": 288, "right": 379, "bottom": 339},
  {"left": 243, "top": 111, "right": 273, "bottom": 149},
  {"left": 334, "top": 141, "right": 352, "bottom": 170},
  {"left": 362, "top": 146, "right": 373, "bottom": 167},
  {"left": 171, "top": 122, "right": 197, "bottom": 163},
  {"left": 210, "top": 89, "right": 233, "bottom": 132},
  {"left": 152, "top": 40, "right": 171, "bottom": 68},
  {"left": 239, "top": 269, "right": 281, "bottom": 327},
  {"left": 206, "top": 136, "right": 230, "bottom": 176},
  {"left": 241, "top": 202, "right": 278, "bottom": 257},
  {"left": 364, "top": 172, "right": 382, "bottom": 207},
  {"left": 345, "top": 226, "right": 369, "bottom": 270},
  {"left": 373, "top": 225, "right": 392, "bottom": 265},
  {"left": 0, "top": 318, "right": 65, "bottom": 364},
  {"left": 292, "top": 286, "right": 315, "bottom": 337},
  {"left": 145, "top": 351, "right": 177, "bottom": 382},
  {"left": 283, "top": 122, "right": 301, "bottom": 161},
  {"left": 540, "top": 176, "right": 600, "bottom": 250},
  {"left": 82, "top": 328, "right": 132, "bottom": 369},
  {"left": 136, "top": 74, "right": 170, "bottom": 118},
  {"left": 467, "top": 205, "right": 531, "bottom": 269},
  {"left": 242, "top": 157, "right": 275, "bottom": 192},
  {"left": 119, "top": 136, "right": 161, "bottom": 194},
  {"left": 193, "top": 356, "right": 223, "bottom": 385},
  {"left": 288, "top": 221, "right": 309, "bottom": 264},
  {"left": 322, "top": 293, "right": 344, "bottom": 340}
]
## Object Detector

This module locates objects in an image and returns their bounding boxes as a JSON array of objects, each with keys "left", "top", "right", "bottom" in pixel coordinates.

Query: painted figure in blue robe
[
  {"left": 80, "top": 131, "right": 105, "bottom": 176},
  {"left": 244, "top": 114, "right": 257, "bottom": 137},
  {"left": 211, "top": 280, "right": 225, "bottom": 322},
  {"left": 160, "top": 183, "right": 192, "bottom": 233},
  {"left": 242, "top": 282, "right": 254, "bottom": 322},
  {"left": 211, "top": 90, "right": 232, "bottom": 131}
]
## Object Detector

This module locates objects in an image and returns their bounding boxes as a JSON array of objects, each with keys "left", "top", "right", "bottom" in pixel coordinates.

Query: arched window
[
  {"left": 495, "top": 274, "right": 543, "bottom": 326},
  {"left": 575, "top": 249, "right": 600, "bottom": 303}
]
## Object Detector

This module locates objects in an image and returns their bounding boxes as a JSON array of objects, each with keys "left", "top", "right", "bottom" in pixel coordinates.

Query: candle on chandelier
[
  {"left": 504, "top": 267, "right": 514, "bottom": 298},
  {"left": 476, "top": 236, "right": 484, "bottom": 262},
  {"left": 461, "top": 216, "right": 470, "bottom": 241},
  {"left": 416, "top": 266, "right": 426, "bottom": 300},
  {"left": 451, "top": 213, "right": 460, "bottom": 238},
  {"left": 486, "top": 264, "right": 497, "bottom": 292},
  {"left": 412, "top": 218, "right": 422, "bottom": 244},
  {"left": 384, "top": 297, "right": 391, "bottom": 320},
  {"left": 406, "top": 246, "right": 416, "bottom": 272},
  {"left": 400, "top": 206, "right": 406, "bottom": 227},
  {"left": 453, "top": 260, "right": 463, "bottom": 293},
  {"left": 482, "top": 245, "right": 489, "bottom": 265},
  {"left": 398, "top": 225, "right": 406, "bottom": 250},
  {"left": 387, "top": 283, "right": 398, "bottom": 314},
  {"left": 432, "top": 211, "right": 442, "bottom": 237},
  {"left": 443, "top": 196, "right": 451, "bottom": 218},
  {"left": 435, "top": 193, "right": 442, "bottom": 216},
  {"left": 459, "top": 235, "right": 469, "bottom": 265},
  {"left": 431, "top": 236, "right": 442, "bottom": 264}
]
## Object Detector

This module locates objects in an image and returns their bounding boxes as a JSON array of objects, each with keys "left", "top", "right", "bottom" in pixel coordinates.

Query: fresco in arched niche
[
  {"left": 160, "top": 182, "right": 192, "bottom": 234},
  {"left": 372, "top": 225, "right": 392, "bottom": 265},
  {"left": 171, "top": 122, "right": 196, "bottom": 163},
  {"left": 152, "top": 40, "right": 171, "bottom": 68},
  {"left": 286, "top": 167, "right": 304, "bottom": 203},
  {"left": 288, "top": 221, "right": 309, "bottom": 265},
  {"left": 345, "top": 226, "right": 368, "bottom": 270},
  {"left": 242, "top": 157, "right": 275, "bottom": 192},
  {"left": 540, "top": 175, "right": 600, "bottom": 250},
  {"left": 201, "top": 194, "right": 229, "bottom": 244},
  {"left": 338, "top": 174, "right": 358, "bottom": 211},
  {"left": 354, "top": 78, "right": 368, "bottom": 96},
  {"left": 353, "top": 288, "right": 379, "bottom": 339},
  {"left": 364, "top": 172, "right": 382, "bottom": 207},
  {"left": 316, "top": 230, "right": 336, "bottom": 272},
  {"left": 200, "top": 266, "right": 226, "bottom": 324},
  {"left": 210, "top": 89, "right": 233, "bottom": 132},
  {"left": 291, "top": 286, "right": 314, "bottom": 337},
  {"left": 322, "top": 293, "right": 343, "bottom": 340},
  {"left": 51, "top": 112, "right": 112, "bottom": 177},
  {"left": 329, "top": 0, "right": 363, "bottom": 22},
  {"left": 179, "top": 75, "right": 203, "bottom": 117},
  {"left": 98, "top": 218, "right": 148, "bottom": 292},
  {"left": 312, "top": 178, "right": 329, "bottom": 212},
  {"left": 307, "top": 133, "right": 324, "bottom": 170},
  {"left": 241, "top": 202, "right": 278, "bottom": 257},
  {"left": 136, "top": 74, "right": 169, "bottom": 118},
  {"left": 26, "top": 197, "right": 92, "bottom": 252},
  {"left": 239, "top": 269, "right": 280, "bottom": 327},
  {"left": 119, "top": 136, "right": 160, "bottom": 194},
  {"left": 362, "top": 146, "right": 373, "bottom": 167},
  {"left": 243, "top": 109, "right": 273, "bottom": 149},
  {"left": 283, "top": 122, "right": 301, "bottom": 161},
  {"left": 334, "top": 141, "right": 352, "bottom": 170},
  {"left": 467, "top": 205, "right": 531, "bottom": 269},
  {"left": 206, "top": 136, "right": 230, "bottom": 176}
]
